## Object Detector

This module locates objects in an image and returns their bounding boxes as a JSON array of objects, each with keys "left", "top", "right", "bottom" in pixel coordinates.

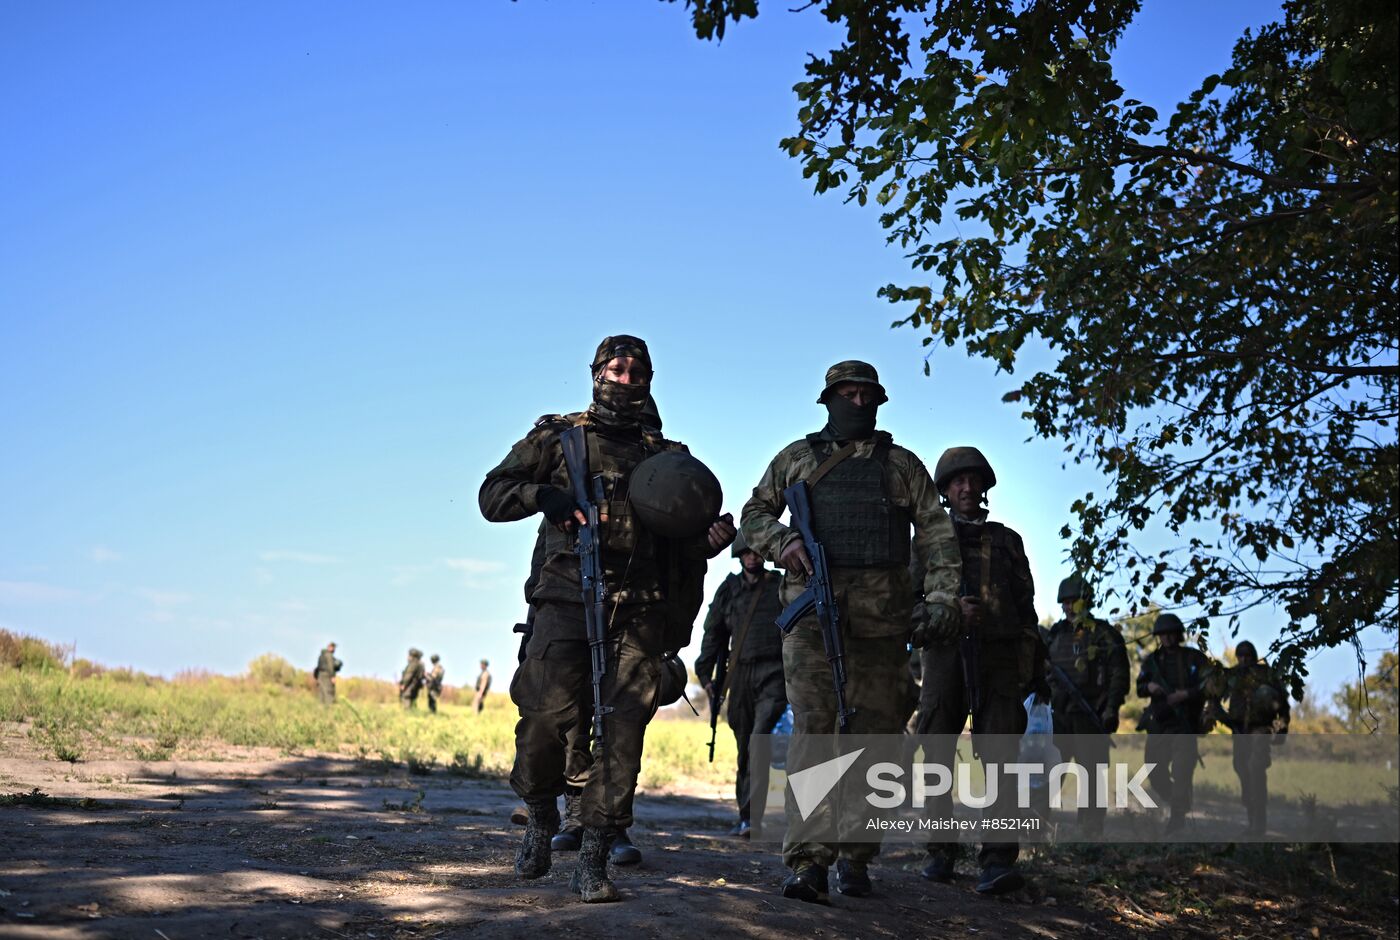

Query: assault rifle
[
  {"left": 560, "top": 427, "right": 614, "bottom": 751},
  {"left": 1047, "top": 660, "right": 1118, "bottom": 747},
  {"left": 774, "top": 480, "right": 855, "bottom": 733},
  {"left": 707, "top": 657, "right": 727, "bottom": 763},
  {"left": 957, "top": 572, "right": 983, "bottom": 735}
]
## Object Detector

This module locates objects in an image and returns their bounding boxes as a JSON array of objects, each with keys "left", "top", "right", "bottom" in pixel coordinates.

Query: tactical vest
[
  {"left": 1047, "top": 617, "right": 1114, "bottom": 702},
  {"left": 1142, "top": 646, "right": 1210, "bottom": 733},
  {"left": 954, "top": 518, "right": 1025, "bottom": 643},
  {"left": 725, "top": 572, "right": 786, "bottom": 663},
  {"left": 1226, "top": 663, "right": 1283, "bottom": 728},
  {"left": 806, "top": 434, "right": 911, "bottom": 569},
  {"left": 536, "top": 415, "right": 671, "bottom": 603}
]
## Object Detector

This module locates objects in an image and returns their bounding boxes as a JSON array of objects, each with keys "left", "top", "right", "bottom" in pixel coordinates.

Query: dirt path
[{"left": 0, "top": 754, "right": 1110, "bottom": 939}]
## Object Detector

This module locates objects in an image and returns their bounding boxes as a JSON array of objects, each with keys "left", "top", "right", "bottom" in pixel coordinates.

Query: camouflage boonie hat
[
  {"left": 592, "top": 335, "right": 652, "bottom": 373},
  {"left": 731, "top": 529, "right": 751, "bottom": 557},
  {"left": 1152, "top": 613, "right": 1186, "bottom": 636},
  {"left": 409, "top": 647, "right": 423, "bottom": 658},
  {"left": 817, "top": 359, "right": 888, "bottom": 404}
]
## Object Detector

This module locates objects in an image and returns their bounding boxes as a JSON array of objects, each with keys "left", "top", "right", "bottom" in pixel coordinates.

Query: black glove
[
  {"left": 537, "top": 486, "right": 579, "bottom": 525},
  {"left": 1100, "top": 710, "right": 1120, "bottom": 734}
]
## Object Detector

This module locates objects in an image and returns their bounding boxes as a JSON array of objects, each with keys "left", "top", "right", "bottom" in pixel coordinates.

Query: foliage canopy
[{"left": 677, "top": 0, "right": 1398, "bottom": 689}]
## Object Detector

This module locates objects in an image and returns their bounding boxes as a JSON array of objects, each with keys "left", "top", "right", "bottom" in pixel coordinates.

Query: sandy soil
[{"left": 0, "top": 748, "right": 1110, "bottom": 940}]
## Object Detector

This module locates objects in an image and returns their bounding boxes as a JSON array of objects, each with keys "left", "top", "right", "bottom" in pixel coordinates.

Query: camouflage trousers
[
  {"left": 916, "top": 642, "right": 1028, "bottom": 868},
  {"left": 316, "top": 678, "right": 335, "bottom": 705},
  {"left": 400, "top": 688, "right": 421, "bottom": 709},
  {"left": 1052, "top": 711, "right": 1112, "bottom": 834},
  {"left": 1144, "top": 732, "right": 1199, "bottom": 819},
  {"left": 1231, "top": 728, "right": 1273, "bottom": 831},
  {"left": 781, "top": 627, "right": 914, "bottom": 870},
  {"left": 509, "top": 602, "right": 663, "bottom": 829},
  {"left": 728, "top": 658, "right": 787, "bottom": 823}
]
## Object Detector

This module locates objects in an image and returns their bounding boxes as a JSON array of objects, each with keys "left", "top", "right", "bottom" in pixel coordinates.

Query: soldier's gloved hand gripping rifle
[
  {"left": 561, "top": 427, "right": 614, "bottom": 751},
  {"left": 775, "top": 480, "right": 855, "bottom": 733}
]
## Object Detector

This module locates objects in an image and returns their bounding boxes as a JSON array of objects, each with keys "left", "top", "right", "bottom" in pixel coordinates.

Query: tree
[
  {"left": 1332, "top": 650, "right": 1400, "bottom": 732},
  {"left": 677, "top": 0, "right": 1398, "bottom": 691}
]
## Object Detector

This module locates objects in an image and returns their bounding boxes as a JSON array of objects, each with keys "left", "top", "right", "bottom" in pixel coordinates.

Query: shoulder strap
[
  {"left": 803, "top": 438, "right": 860, "bottom": 487},
  {"left": 724, "top": 575, "right": 769, "bottom": 678}
]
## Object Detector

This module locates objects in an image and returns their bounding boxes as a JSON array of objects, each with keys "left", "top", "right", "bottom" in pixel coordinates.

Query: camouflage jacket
[
  {"left": 694, "top": 569, "right": 786, "bottom": 685},
  {"left": 950, "top": 513, "right": 1044, "bottom": 696},
  {"left": 1212, "top": 661, "right": 1290, "bottom": 731},
  {"left": 314, "top": 648, "right": 341, "bottom": 680},
  {"left": 740, "top": 428, "right": 961, "bottom": 639},
  {"left": 1136, "top": 645, "right": 1213, "bottom": 733},
  {"left": 427, "top": 664, "right": 445, "bottom": 693},
  {"left": 400, "top": 658, "right": 425, "bottom": 691},
  {"left": 1046, "top": 615, "right": 1130, "bottom": 715},
  {"left": 478, "top": 410, "right": 712, "bottom": 609}
]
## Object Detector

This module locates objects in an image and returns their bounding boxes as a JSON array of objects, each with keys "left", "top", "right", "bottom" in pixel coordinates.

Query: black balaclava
[{"left": 824, "top": 393, "right": 879, "bottom": 441}]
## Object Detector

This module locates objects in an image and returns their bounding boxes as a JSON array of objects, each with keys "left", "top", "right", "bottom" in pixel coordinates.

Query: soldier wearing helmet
[
  {"left": 1137, "top": 612, "right": 1214, "bottom": 834},
  {"left": 399, "top": 648, "right": 426, "bottom": 709},
  {"left": 694, "top": 530, "right": 788, "bottom": 838},
  {"left": 1044, "top": 574, "right": 1130, "bottom": 837},
  {"left": 740, "top": 360, "right": 962, "bottom": 903},
  {"left": 479, "top": 335, "right": 735, "bottom": 903},
  {"left": 425, "top": 654, "right": 446, "bottom": 714},
  {"left": 915, "top": 446, "right": 1045, "bottom": 895},
  {"left": 1208, "top": 640, "right": 1289, "bottom": 835}
]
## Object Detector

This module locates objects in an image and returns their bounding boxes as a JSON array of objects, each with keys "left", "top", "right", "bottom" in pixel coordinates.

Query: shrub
[
  {"left": 0, "top": 629, "right": 69, "bottom": 671},
  {"left": 246, "top": 653, "right": 305, "bottom": 688}
]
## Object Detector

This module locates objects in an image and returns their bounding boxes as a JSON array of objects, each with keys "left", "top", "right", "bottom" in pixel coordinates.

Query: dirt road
[{"left": 0, "top": 752, "right": 1110, "bottom": 939}]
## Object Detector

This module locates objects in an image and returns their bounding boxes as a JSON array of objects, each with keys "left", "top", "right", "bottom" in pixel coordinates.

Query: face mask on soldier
[{"left": 825, "top": 393, "right": 879, "bottom": 440}]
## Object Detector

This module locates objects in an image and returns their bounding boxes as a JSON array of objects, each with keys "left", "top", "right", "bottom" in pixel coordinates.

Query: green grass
[{"left": 0, "top": 666, "right": 738, "bottom": 791}]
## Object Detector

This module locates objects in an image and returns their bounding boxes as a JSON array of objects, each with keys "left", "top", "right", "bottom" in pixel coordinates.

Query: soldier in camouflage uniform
[
  {"left": 1207, "top": 640, "right": 1290, "bottom": 836},
  {"left": 427, "top": 654, "right": 446, "bottom": 714},
  {"left": 314, "top": 642, "right": 341, "bottom": 704},
  {"left": 1136, "top": 613, "right": 1213, "bottom": 833},
  {"left": 741, "top": 360, "right": 962, "bottom": 904},
  {"left": 479, "top": 335, "right": 733, "bottom": 903},
  {"left": 399, "top": 648, "right": 426, "bottom": 709},
  {"left": 916, "top": 447, "right": 1046, "bottom": 895},
  {"left": 694, "top": 531, "right": 787, "bottom": 838},
  {"left": 1044, "top": 575, "right": 1129, "bottom": 837}
]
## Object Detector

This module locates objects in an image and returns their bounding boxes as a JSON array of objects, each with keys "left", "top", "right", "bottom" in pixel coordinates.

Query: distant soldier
[
  {"left": 1044, "top": 574, "right": 1129, "bottom": 837},
  {"left": 399, "top": 648, "right": 426, "bottom": 709},
  {"left": 1137, "top": 613, "right": 1212, "bottom": 833},
  {"left": 741, "top": 360, "right": 962, "bottom": 903},
  {"left": 694, "top": 531, "right": 787, "bottom": 838},
  {"left": 1209, "top": 640, "right": 1289, "bottom": 836},
  {"left": 313, "top": 642, "right": 342, "bottom": 705},
  {"left": 427, "top": 654, "right": 446, "bottom": 714},
  {"left": 916, "top": 447, "right": 1046, "bottom": 895},
  {"left": 473, "top": 659, "right": 492, "bottom": 713}
]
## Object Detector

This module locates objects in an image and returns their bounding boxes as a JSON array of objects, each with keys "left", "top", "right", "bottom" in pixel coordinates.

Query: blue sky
[{"left": 2, "top": 1, "right": 1386, "bottom": 695}]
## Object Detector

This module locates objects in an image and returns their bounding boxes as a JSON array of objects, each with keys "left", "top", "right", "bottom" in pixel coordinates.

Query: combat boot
[
  {"left": 780, "top": 862, "right": 829, "bottom": 905},
  {"left": 514, "top": 799, "right": 559, "bottom": 879},
  {"left": 609, "top": 827, "right": 642, "bottom": 866},
  {"left": 833, "top": 858, "right": 872, "bottom": 897},
  {"left": 569, "top": 827, "right": 621, "bottom": 903},
  {"left": 552, "top": 791, "right": 583, "bottom": 851}
]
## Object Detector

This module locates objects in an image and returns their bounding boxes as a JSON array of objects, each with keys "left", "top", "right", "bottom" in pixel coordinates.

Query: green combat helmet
[
  {"left": 657, "top": 653, "right": 689, "bottom": 707},
  {"left": 1151, "top": 613, "right": 1186, "bottom": 636},
  {"left": 934, "top": 446, "right": 997, "bottom": 494},
  {"left": 816, "top": 359, "right": 888, "bottom": 404},
  {"left": 629, "top": 450, "right": 723, "bottom": 539},
  {"left": 731, "top": 530, "right": 751, "bottom": 558},
  {"left": 1057, "top": 573, "right": 1093, "bottom": 604}
]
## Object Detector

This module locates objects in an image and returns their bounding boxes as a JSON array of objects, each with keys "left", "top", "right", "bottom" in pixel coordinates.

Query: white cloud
[
  {"left": 0, "top": 580, "right": 83, "bottom": 604},
  {"left": 278, "top": 600, "right": 312, "bottom": 614},
  {"left": 90, "top": 546, "right": 123, "bottom": 564},
  {"left": 258, "top": 550, "right": 343, "bottom": 565}
]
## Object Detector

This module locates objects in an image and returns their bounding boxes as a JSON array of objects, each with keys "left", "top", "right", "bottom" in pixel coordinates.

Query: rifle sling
[
  {"left": 723, "top": 576, "right": 768, "bottom": 688},
  {"left": 804, "top": 442, "right": 859, "bottom": 488}
]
